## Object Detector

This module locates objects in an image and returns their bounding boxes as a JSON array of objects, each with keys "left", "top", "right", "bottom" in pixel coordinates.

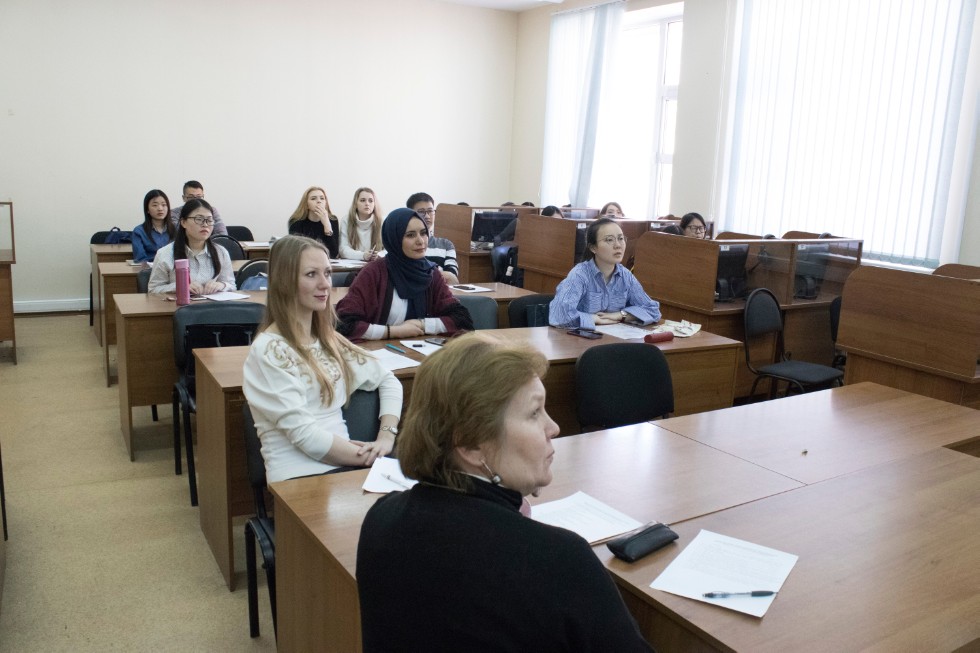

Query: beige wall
[{"left": 0, "top": 0, "right": 518, "bottom": 310}]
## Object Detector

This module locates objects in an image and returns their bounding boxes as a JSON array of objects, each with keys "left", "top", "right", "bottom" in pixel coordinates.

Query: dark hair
[
  {"left": 582, "top": 217, "right": 618, "bottom": 262},
  {"left": 141, "top": 189, "right": 175, "bottom": 240},
  {"left": 406, "top": 192, "right": 434, "bottom": 208},
  {"left": 521, "top": 201, "right": 535, "bottom": 207},
  {"left": 456, "top": 202, "right": 470, "bottom": 206},
  {"left": 175, "top": 199, "right": 222, "bottom": 279},
  {"left": 680, "top": 212, "right": 706, "bottom": 231},
  {"left": 182, "top": 180, "right": 204, "bottom": 194},
  {"left": 541, "top": 205, "right": 565, "bottom": 218},
  {"left": 661, "top": 224, "right": 683, "bottom": 235}
]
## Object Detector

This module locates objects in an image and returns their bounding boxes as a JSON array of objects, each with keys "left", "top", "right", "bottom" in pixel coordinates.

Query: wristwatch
[
  {"left": 620, "top": 310, "right": 628, "bottom": 322},
  {"left": 380, "top": 425, "right": 399, "bottom": 437}
]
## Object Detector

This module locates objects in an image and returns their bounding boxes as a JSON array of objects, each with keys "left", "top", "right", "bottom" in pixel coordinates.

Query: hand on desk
[
  {"left": 389, "top": 321, "right": 425, "bottom": 338},
  {"left": 595, "top": 312, "right": 624, "bottom": 325}
]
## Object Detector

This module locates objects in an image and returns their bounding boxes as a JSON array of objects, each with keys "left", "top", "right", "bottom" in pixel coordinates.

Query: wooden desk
[
  {"left": 933, "top": 262, "right": 980, "bottom": 280},
  {"left": 838, "top": 266, "right": 980, "bottom": 409},
  {"left": 270, "top": 423, "right": 803, "bottom": 652},
  {"left": 90, "top": 243, "right": 131, "bottom": 346},
  {"left": 114, "top": 291, "right": 267, "bottom": 461},
  {"left": 656, "top": 382, "right": 980, "bottom": 484},
  {"left": 240, "top": 242, "right": 271, "bottom": 260},
  {"left": 610, "top": 447, "right": 980, "bottom": 652},
  {"left": 0, "top": 249, "right": 14, "bottom": 364},
  {"left": 196, "top": 327, "right": 740, "bottom": 589},
  {"left": 453, "top": 282, "right": 536, "bottom": 327}
]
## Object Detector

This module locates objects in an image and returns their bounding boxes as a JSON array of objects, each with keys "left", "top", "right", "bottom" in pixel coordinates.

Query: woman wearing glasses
[
  {"left": 680, "top": 212, "right": 709, "bottom": 238},
  {"left": 549, "top": 218, "right": 660, "bottom": 329},
  {"left": 148, "top": 198, "right": 236, "bottom": 294}
]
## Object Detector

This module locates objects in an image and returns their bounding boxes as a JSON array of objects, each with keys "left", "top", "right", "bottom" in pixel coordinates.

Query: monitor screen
[
  {"left": 471, "top": 211, "right": 517, "bottom": 244},
  {"left": 715, "top": 244, "right": 749, "bottom": 302}
]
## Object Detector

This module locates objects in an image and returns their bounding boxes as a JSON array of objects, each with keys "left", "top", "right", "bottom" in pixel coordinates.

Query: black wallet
[{"left": 606, "top": 523, "right": 679, "bottom": 563}]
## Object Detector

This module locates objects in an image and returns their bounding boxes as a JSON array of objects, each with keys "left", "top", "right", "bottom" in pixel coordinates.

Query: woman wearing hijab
[{"left": 336, "top": 208, "right": 473, "bottom": 342}]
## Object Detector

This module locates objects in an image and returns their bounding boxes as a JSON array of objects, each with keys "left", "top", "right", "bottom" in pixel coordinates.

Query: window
[
  {"left": 722, "top": 0, "right": 977, "bottom": 267},
  {"left": 541, "top": 2, "right": 683, "bottom": 218}
]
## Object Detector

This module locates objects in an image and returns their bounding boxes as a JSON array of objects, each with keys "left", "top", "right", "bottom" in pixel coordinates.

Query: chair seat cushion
[{"left": 758, "top": 360, "right": 844, "bottom": 385}]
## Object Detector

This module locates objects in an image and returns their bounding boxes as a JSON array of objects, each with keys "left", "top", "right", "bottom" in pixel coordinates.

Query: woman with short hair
[
  {"left": 680, "top": 212, "right": 708, "bottom": 238},
  {"left": 357, "top": 332, "right": 653, "bottom": 652}
]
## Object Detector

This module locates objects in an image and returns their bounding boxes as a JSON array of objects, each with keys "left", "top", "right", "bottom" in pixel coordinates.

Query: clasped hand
[
  {"left": 389, "top": 320, "right": 425, "bottom": 338},
  {"left": 595, "top": 311, "right": 625, "bottom": 325}
]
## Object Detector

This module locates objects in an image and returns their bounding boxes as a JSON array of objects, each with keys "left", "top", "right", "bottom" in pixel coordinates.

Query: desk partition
[
  {"left": 838, "top": 265, "right": 980, "bottom": 408},
  {"left": 435, "top": 204, "right": 537, "bottom": 283},
  {"left": 933, "top": 262, "right": 980, "bottom": 280}
]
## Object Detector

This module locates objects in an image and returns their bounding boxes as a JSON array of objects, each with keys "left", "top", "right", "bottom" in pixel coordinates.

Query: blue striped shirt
[{"left": 549, "top": 259, "right": 661, "bottom": 329}]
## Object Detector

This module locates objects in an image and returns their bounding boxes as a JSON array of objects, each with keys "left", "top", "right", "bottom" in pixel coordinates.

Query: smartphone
[
  {"left": 566, "top": 328, "right": 602, "bottom": 340},
  {"left": 425, "top": 337, "right": 448, "bottom": 346},
  {"left": 453, "top": 285, "right": 478, "bottom": 291}
]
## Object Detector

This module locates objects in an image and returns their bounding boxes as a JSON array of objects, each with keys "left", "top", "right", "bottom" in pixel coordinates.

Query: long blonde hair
[
  {"left": 263, "top": 235, "right": 367, "bottom": 405},
  {"left": 345, "top": 187, "right": 383, "bottom": 251},
  {"left": 288, "top": 186, "right": 334, "bottom": 227}
]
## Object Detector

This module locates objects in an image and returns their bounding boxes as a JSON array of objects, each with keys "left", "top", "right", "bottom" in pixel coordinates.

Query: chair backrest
[
  {"left": 455, "top": 295, "right": 498, "bottom": 330},
  {"left": 212, "top": 235, "right": 246, "bottom": 260},
  {"left": 173, "top": 303, "right": 266, "bottom": 386},
  {"left": 90, "top": 231, "right": 112, "bottom": 245},
  {"left": 331, "top": 271, "right": 356, "bottom": 288},
  {"left": 575, "top": 343, "right": 674, "bottom": 429},
  {"left": 829, "top": 295, "right": 842, "bottom": 343},
  {"left": 507, "top": 293, "right": 554, "bottom": 328},
  {"left": 343, "top": 389, "right": 381, "bottom": 440},
  {"left": 136, "top": 269, "right": 152, "bottom": 293},
  {"left": 241, "top": 402, "right": 269, "bottom": 519},
  {"left": 743, "top": 287, "right": 784, "bottom": 371},
  {"left": 236, "top": 259, "right": 268, "bottom": 288},
  {"left": 226, "top": 225, "right": 255, "bottom": 242}
]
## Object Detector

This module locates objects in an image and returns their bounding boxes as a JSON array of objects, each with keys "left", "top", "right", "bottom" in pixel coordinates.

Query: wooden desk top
[
  {"left": 114, "top": 291, "right": 267, "bottom": 317},
  {"left": 450, "top": 282, "right": 535, "bottom": 300},
  {"left": 613, "top": 447, "right": 980, "bottom": 652},
  {"left": 271, "top": 422, "right": 803, "bottom": 582},
  {"left": 656, "top": 382, "right": 980, "bottom": 484}
]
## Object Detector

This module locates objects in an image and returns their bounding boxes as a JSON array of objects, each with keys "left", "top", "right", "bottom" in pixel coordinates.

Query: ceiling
[{"left": 441, "top": 0, "right": 563, "bottom": 13}]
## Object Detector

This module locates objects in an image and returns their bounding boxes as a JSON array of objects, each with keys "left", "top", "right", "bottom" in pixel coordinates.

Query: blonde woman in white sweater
[{"left": 339, "top": 187, "right": 385, "bottom": 261}]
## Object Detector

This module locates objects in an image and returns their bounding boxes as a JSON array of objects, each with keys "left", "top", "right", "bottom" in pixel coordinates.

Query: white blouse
[
  {"left": 147, "top": 241, "right": 236, "bottom": 294},
  {"left": 243, "top": 331, "right": 403, "bottom": 482}
]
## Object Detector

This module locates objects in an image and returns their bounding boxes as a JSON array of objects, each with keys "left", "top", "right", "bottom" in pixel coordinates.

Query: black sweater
[
  {"left": 357, "top": 479, "right": 653, "bottom": 653},
  {"left": 288, "top": 217, "right": 340, "bottom": 258}
]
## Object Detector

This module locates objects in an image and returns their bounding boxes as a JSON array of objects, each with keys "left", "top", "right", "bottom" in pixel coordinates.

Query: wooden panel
[
  {"left": 515, "top": 214, "right": 579, "bottom": 293},
  {"left": 0, "top": 264, "right": 14, "bottom": 346},
  {"left": 933, "top": 263, "right": 980, "bottom": 280}
]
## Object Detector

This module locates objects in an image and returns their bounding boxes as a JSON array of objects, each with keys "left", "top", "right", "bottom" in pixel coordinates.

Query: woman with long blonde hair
[
  {"left": 243, "top": 235, "right": 402, "bottom": 482},
  {"left": 339, "top": 186, "right": 384, "bottom": 261},
  {"left": 287, "top": 186, "right": 340, "bottom": 258}
]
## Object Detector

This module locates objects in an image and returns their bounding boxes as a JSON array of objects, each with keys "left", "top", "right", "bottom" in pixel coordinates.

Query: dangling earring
[{"left": 481, "top": 460, "right": 501, "bottom": 485}]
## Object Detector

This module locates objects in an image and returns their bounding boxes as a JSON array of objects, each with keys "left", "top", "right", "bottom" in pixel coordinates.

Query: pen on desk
[
  {"left": 703, "top": 591, "right": 776, "bottom": 599},
  {"left": 385, "top": 343, "right": 406, "bottom": 354},
  {"left": 382, "top": 473, "right": 412, "bottom": 490}
]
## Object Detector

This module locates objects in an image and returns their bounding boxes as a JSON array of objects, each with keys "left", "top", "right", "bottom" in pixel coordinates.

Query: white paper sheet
[
  {"left": 203, "top": 291, "right": 251, "bottom": 301},
  {"left": 240, "top": 241, "right": 272, "bottom": 247},
  {"left": 450, "top": 284, "right": 493, "bottom": 293},
  {"left": 399, "top": 340, "right": 442, "bottom": 356},
  {"left": 362, "top": 457, "right": 418, "bottom": 493},
  {"left": 531, "top": 491, "right": 643, "bottom": 544},
  {"left": 331, "top": 258, "right": 368, "bottom": 267},
  {"left": 655, "top": 320, "right": 702, "bottom": 338},
  {"left": 370, "top": 347, "right": 422, "bottom": 371},
  {"left": 651, "top": 529, "right": 798, "bottom": 618},
  {"left": 594, "top": 324, "right": 653, "bottom": 340}
]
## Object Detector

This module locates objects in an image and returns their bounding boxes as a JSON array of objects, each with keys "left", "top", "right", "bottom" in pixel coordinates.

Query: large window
[
  {"left": 722, "top": 0, "right": 977, "bottom": 267},
  {"left": 542, "top": 2, "right": 683, "bottom": 219}
]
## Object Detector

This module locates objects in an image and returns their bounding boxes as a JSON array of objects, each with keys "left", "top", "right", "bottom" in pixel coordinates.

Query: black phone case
[{"left": 606, "top": 523, "right": 679, "bottom": 563}]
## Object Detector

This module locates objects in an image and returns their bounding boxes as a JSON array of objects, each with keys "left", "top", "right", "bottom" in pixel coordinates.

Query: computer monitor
[
  {"left": 471, "top": 211, "right": 517, "bottom": 245},
  {"left": 715, "top": 244, "right": 750, "bottom": 302},
  {"left": 794, "top": 243, "right": 830, "bottom": 299}
]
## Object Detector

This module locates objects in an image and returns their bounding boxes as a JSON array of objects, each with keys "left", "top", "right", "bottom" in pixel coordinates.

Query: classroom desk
[
  {"left": 609, "top": 447, "right": 980, "bottom": 652},
  {"left": 90, "top": 243, "right": 132, "bottom": 346},
  {"left": 270, "top": 423, "right": 803, "bottom": 652},
  {"left": 656, "top": 381, "right": 980, "bottom": 484},
  {"left": 195, "top": 327, "right": 740, "bottom": 589},
  {"left": 240, "top": 242, "right": 271, "bottom": 260}
]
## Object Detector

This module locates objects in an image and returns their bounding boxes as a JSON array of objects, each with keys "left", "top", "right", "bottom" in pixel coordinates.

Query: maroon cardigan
[{"left": 336, "top": 259, "right": 473, "bottom": 342}]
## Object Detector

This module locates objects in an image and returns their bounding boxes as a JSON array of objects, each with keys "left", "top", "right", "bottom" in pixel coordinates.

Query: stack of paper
[{"left": 531, "top": 491, "right": 643, "bottom": 544}]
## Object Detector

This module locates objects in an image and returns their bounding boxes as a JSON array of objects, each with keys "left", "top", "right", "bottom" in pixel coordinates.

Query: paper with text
[
  {"left": 594, "top": 324, "right": 653, "bottom": 340},
  {"left": 399, "top": 340, "right": 442, "bottom": 356},
  {"left": 651, "top": 529, "right": 797, "bottom": 618},
  {"left": 362, "top": 457, "right": 418, "bottom": 493},
  {"left": 204, "top": 291, "right": 250, "bottom": 301},
  {"left": 531, "top": 491, "right": 643, "bottom": 544}
]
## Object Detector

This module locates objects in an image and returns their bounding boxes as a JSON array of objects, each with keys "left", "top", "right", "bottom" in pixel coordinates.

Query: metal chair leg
[
  {"left": 183, "top": 405, "right": 198, "bottom": 506},
  {"left": 246, "top": 523, "right": 260, "bottom": 637},
  {"left": 173, "top": 390, "right": 182, "bottom": 476}
]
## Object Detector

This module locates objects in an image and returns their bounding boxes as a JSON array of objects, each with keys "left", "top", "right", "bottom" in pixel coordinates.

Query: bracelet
[{"left": 386, "top": 325, "right": 390, "bottom": 340}]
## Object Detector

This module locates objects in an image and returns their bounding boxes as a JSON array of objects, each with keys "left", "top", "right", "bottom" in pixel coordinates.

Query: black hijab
[{"left": 382, "top": 208, "right": 436, "bottom": 319}]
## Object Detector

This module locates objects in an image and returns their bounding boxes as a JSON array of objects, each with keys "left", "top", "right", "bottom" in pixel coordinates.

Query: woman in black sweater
[{"left": 287, "top": 186, "right": 340, "bottom": 258}]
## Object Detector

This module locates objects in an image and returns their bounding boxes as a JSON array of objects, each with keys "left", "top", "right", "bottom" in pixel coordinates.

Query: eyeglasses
[
  {"left": 686, "top": 226, "right": 707, "bottom": 234},
  {"left": 600, "top": 235, "right": 627, "bottom": 245},
  {"left": 189, "top": 216, "right": 215, "bottom": 226},
  {"left": 415, "top": 208, "right": 436, "bottom": 217}
]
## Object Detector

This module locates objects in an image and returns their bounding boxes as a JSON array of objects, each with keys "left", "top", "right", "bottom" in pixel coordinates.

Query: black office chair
[
  {"left": 829, "top": 295, "right": 846, "bottom": 371},
  {"left": 743, "top": 288, "right": 843, "bottom": 399},
  {"left": 226, "top": 225, "right": 255, "bottom": 242},
  {"left": 212, "top": 235, "right": 246, "bottom": 261},
  {"left": 173, "top": 302, "right": 265, "bottom": 506},
  {"left": 243, "top": 390, "right": 381, "bottom": 639},
  {"left": 236, "top": 259, "right": 268, "bottom": 289},
  {"left": 491, "top": 244, "right": 522, "bottom": 286},
  {"left": 330, "top": 271, "right": 356, "bottom": 288},
  {"left": 507, "top": 293, "right": 554, "bottom": 328},
  {"left": 455, "top": 295, "right": 498, "bottom": 330},
  {"left": 89, "top": 231, "right": 112, "bottom": 326},
  {"left": 575, "top": 343, "right": 674, "bottom": 431},
  {"left": 135, "top": 269, "right": 152, "bottom": 293}
]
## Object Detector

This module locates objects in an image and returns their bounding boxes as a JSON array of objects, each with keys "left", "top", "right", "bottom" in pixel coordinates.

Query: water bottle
[{"left": 175, "top": 259, "right": 191, "bottom": 306}]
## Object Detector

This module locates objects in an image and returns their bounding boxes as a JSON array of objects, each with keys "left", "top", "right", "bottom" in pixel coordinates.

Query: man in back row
[
  {"left": 170, "top": 180, "right": 228, "bottom": 236},
  {"left": 407, "top": 192, "right": 458, "bottom": 285}
]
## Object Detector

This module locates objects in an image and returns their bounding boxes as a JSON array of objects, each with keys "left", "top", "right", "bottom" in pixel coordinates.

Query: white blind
[{"left": 724, "top": 0, "right": 976, "bottom": 266}]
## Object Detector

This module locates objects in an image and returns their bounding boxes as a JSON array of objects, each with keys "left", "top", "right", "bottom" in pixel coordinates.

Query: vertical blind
[{"left": 724, "top": 0, "right": 976, "bottom": 266}]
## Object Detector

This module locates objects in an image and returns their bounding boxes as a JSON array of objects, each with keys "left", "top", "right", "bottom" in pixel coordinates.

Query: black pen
[{"left": 703, "top": 591, "right": 776, "bottom": 598}]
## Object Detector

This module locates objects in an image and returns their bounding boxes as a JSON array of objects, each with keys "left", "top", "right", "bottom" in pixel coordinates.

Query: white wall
[{"left": 0, "top": 0, "right": 519, "bottom": 310}]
